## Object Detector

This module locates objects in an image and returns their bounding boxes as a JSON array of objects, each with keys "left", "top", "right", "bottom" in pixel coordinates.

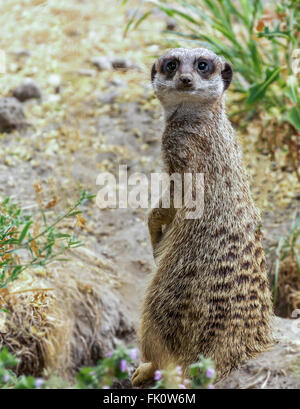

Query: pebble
[
  {"left": 77, "top": 69, "right": 97, "bottom": 77},
  {"left": 0, "top": 97, "right": 26, "bottom": 133},
  {"left": 108, "top": 78, "right": 127, "bottom": 88},
  {"left": 91, "top": 56, "right": 112, "bottom": 71},
  {"left": 12, "top": 78, "right": 41, "bottom": 102},
  {"left": 166, "top": 18, "right": 177, "bottom": 31},
  {"left": 111, "top": 57, "right": 139, "bottom": 70},
  {"left": 12, "top": 49, "right": 31, "bottom": 59},
  {"left": 92, "top": 56, "right": 139, "bottom": 71},
  {"left": 48, "top": 74, "right": 61, "bottom": 92}
]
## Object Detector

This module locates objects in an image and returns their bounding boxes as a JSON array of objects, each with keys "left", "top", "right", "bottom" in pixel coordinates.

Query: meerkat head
[{"left": 151, "top": 48, "right": 232, "bottom": 115}]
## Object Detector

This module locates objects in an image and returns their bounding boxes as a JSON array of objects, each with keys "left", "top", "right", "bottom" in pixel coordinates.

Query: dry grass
[
  {"left": 0, "top": 246, "right": 133, "bottom": 379},
  {"left": 0, "top": 270, "right": 70, "bottom": 377}
]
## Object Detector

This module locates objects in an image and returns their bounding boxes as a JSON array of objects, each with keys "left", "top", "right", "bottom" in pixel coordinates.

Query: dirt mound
[
  {"left": 0, "top": 246, "right": 134, "bottom": 379},
  {"left": 217, "top": 317, "right": 300, "bottom": 389}
]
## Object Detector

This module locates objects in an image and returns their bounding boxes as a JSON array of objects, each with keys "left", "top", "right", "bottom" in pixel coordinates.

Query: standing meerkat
[{"left": 132, "top": 48, "right": 274, "bottom": 386}]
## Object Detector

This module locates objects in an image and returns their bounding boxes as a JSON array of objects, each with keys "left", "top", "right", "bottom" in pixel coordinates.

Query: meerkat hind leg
[{"left": 131, "top": 362, "right": 155, "bottom": 387}]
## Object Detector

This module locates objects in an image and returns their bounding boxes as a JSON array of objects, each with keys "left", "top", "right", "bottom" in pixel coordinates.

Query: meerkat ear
[
  {"left": 221, "top": 63, "right": 232, "bottom": 91},
  {"left": 151, "top": 63, "right": 157, "bottom": 82}
]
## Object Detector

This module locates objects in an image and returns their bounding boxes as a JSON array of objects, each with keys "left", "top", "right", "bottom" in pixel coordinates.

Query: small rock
[
  {"left": 97, "top": 90, "right": 121, "bottom": 105},
  {"left": 107, "top": 78, "right": 127, "bottom": 88},
  {"left": 0, "top": 97, "right": 26, "bottom": 133},
  {"left": 76, "top": 69, "right": 97, "bottom": 77},
  {"left": 111, "top": 58, "right": 138, "bottom": 70},
  {"left": 92, "top": 56, "right": 139, "bottom": 72},
  {"left": 91, "top": 56, "right": 112, "bottom": 71},
  {"left": 48, "top": 74, "right": 61, "bottom": 91},
  {"left": 111, "top": 58, "right": 128, "bottom": 69},
  {"left": 11, "top": 49, "right": 31, "bottom": 59},
  {"left": 166, "top": 18, "right": 177, "bottom": 31},
  {"left": 12, "top": 78, "right": 41, "bottom": 102},
  {"left": 47, "top": 94, "right": 61, "bottom": 103}
]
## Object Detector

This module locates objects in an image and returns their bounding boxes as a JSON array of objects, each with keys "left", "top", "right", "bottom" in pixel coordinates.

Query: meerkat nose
[{"left": 179, "top": 74, "right": 193, "bottom": 87}]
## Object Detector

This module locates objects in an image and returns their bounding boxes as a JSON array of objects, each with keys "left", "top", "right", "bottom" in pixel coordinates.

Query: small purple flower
[
  {"left": 120, "top": 359, "right": 128, "bottom": 372},
  {"left": 154, "top": 370, "right": 162, "bottom": 381},
  {"left": 3, "top": 374, "right": 9, "bottom": 383},
  {"left": 129, "top": 348, "right": 138, "bottom": 360},
  {"left": 175, "top": 366, "right": 182, "bottom": 375},
  {"left": 178, "top": 384, "right": 186, "bottom": 389},
  {"left": 207, "top": 384, "right": 215, "bottom": 389},
  {"left": 206, "top": 368, "right": 215, "bottom": 379},
  {"left": 35, "top": 378, "right": 45, "bottom": 388},
  {"left": 102, "top": 385, "right": 110, "bottom": 389},
  {"left": 183, "top": 378, "right": 191, "bottom": 386},
  {"left": 106, "top": 351, "right": 113, "bottom": 358}
]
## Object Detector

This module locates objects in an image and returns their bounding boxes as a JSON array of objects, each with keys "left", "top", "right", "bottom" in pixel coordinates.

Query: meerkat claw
[{"left": 131, "top": 363, "right": 155, "bottom": 387}]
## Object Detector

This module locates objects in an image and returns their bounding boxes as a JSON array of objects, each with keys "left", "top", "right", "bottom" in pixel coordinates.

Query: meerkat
[{"left": 131, "top": 48, "right": 274, "bottom": 386}]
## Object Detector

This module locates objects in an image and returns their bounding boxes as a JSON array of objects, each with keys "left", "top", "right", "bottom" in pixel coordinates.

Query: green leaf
[
  {"left": 227, "top": 0, "right": 249, "bottom": 26},
  {"left": 67, "top": 211, "right": 82, "bottom": 217},
  {"left": 41, "top": 210, "right": 47, "bottom": 225},
  {"left": 124, "top": 8, "right": 150, "bottom": 37},
  {"left": 285, "top": 76, "right": 300, "bottom": 104},
  {"left": 160, "top": 7, "right": 200, "bottom": 25},
  {"left": 258, "top": 26, "right": 291, "bottom": 40},
  {"left": 18, "top": 221, "right": 32, "bottom": 244},
  {"left": 246, "top": 67, "right": 281, "bottom": 105},
  {"left": 15, "top": 375, "right": 36, "bottom": 389},
  {"left": 133, "top": 11, "right": 152, "bottom": 30},
  {"left": 202, "top": 0, "right": 222, "bottom": 20},
  {"left": 248, "top": 39, "right": 262, "bottom": 76},
  {"left": 212, "top": 23, "right": 241, "bottom": 48},
  {"left": 11, "top": 265, "right": 22, "bottom": 280},
  {"left": 287, "top": 106, "right": 300, "bottom": 131},
  {"left": 0, "top": 347, "right": 19, "bottom": 367},
  {"left": 179, "top": 1, "right": 213, "bottom": 25}
]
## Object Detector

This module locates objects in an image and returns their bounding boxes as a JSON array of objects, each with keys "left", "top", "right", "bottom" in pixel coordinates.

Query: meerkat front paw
[{"left": 131, "top": 362, "right": 155, "bottom": 387}]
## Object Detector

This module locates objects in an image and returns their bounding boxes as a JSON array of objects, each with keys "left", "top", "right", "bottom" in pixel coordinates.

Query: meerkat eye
[
  {"left": 165, "top": 60, "right": 178, "bottom": 73},
  {"left": 197, "top": 60, "right": 209, "bottom": 73}
]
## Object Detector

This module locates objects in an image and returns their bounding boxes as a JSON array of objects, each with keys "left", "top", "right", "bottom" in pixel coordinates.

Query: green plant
[
  {"left": 0, "top": 191, "right": 94, "bottom": 291},
  {"left": 0, "top": 347, "right": 68, "bottom": 389},
  {"left": 0, "top": 345, "right": 138, "bottom": 389},
  {"left": 153, "top": 356, "right": 216, "bottom": 389},
  {"left": 0, "top": 346, "right": 216, "bottom": 389},
  {"left": 76, "top": 345, "right": 138, "bottom": 389},
  {"left": 0, "top": 347, "right": 19, "bottom": 388},
  {"left": 189, "top": 356, "right": 216, "bottom": 389},
  {"left": 123, "top": 0, "right": 300, "bottom": 176}
]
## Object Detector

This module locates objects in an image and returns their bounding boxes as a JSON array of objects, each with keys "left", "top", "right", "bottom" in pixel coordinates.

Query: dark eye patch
[
  {"left": 161, "top": 58, "right": 179, "bottom": 75},
  {"left": 195, "top": 59, "right": 214, "bottom": 76}
]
